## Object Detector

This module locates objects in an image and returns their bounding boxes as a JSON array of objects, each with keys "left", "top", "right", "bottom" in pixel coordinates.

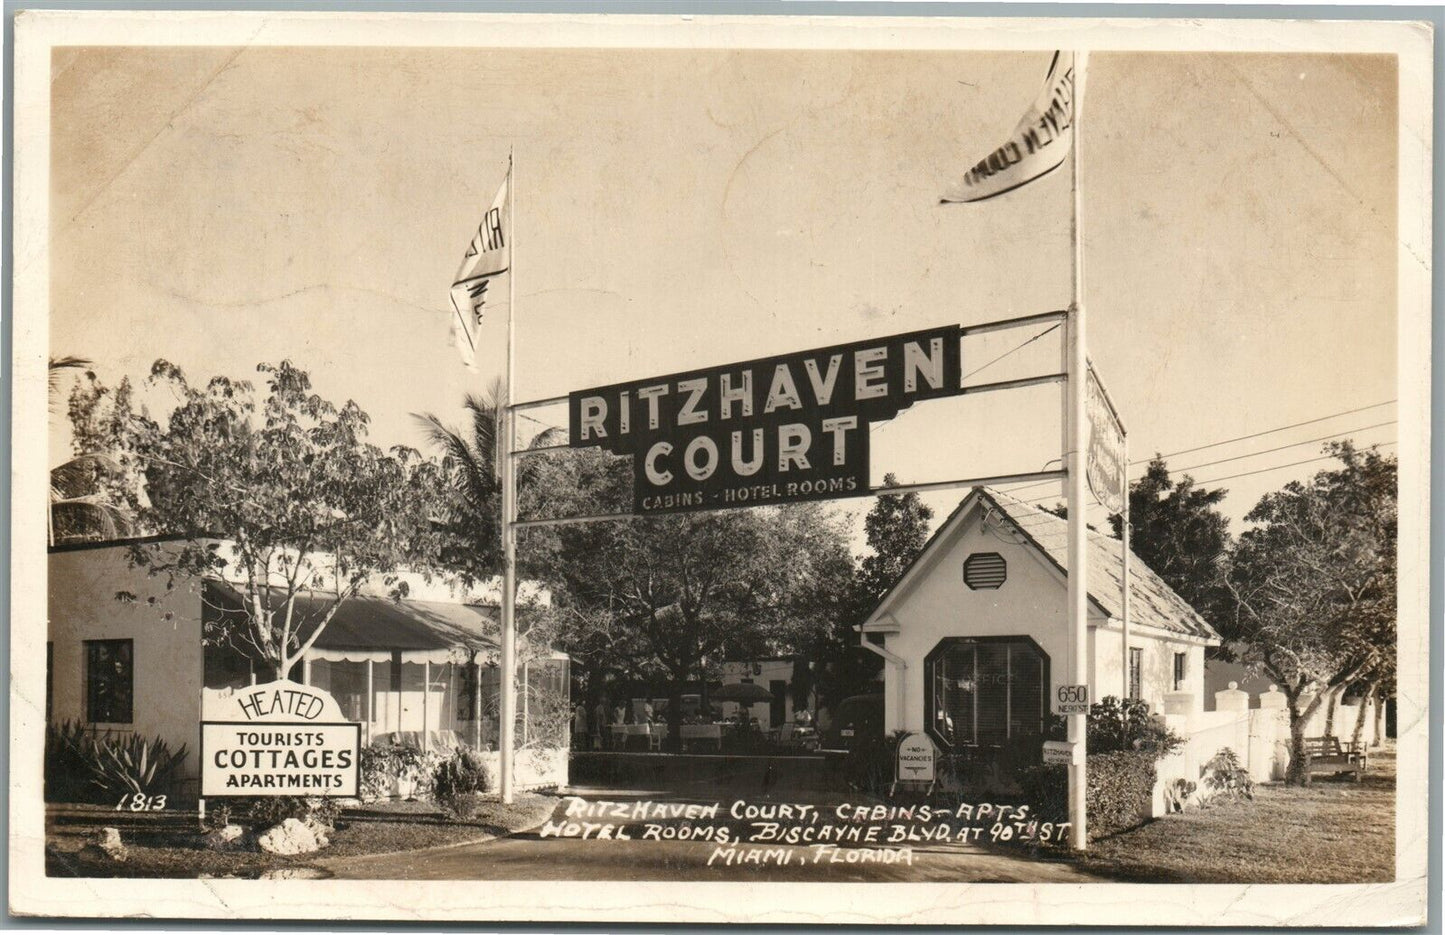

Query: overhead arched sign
[{"left": 569, "top": 325, "right": 963, "bottom": 513}]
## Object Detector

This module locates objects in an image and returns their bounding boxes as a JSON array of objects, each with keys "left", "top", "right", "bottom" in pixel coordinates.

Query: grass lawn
[
  {"left": 45, "top": 793, "right": 559, "bottom": 879},
  {"left": 1076, "top": 746, "right": 1396, "bottom": 883}
]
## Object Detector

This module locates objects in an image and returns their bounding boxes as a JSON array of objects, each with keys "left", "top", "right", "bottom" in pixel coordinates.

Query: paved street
[{"left": 322, "top": 793, "right": 1104, "bottom": 883}]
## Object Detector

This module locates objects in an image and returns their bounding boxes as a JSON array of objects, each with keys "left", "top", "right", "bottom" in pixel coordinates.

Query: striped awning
[{"left": 202, "top": 580, "right": 504, "bottom": 663}]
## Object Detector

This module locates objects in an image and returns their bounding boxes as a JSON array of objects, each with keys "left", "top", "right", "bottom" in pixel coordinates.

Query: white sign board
[
  {"left": 1042, "top": 740, "right": 1082, "bottom": 766},
  {"left": 200, "top": 679, "right": 360, "bottom": 797},
  {"left": 1086, "top": 369, "right": 1125, "bottom": 514},
  {"left": 1052, "top": 683, "right": 1090, "bottom": 716},
  {"left": 895, "top": 732, "right": 936, "bottom": 783}
]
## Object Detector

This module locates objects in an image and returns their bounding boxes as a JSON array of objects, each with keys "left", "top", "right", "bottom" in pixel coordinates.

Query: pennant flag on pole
[
  {"left": 450, "top": 171, "right": 511, "bottom": 369},
  {"left": 941, "top": 51, "right": 1077, "bottom": 203}
]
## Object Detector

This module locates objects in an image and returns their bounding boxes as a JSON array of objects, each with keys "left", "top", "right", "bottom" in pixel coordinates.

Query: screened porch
[{"left": 202, "top": 581, "right": 569, "bottom": 752}]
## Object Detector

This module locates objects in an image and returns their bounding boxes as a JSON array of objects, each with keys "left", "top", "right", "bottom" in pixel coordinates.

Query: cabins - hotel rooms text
[{"left": 568, "top": 326, "right": 964, "bottom": 511}]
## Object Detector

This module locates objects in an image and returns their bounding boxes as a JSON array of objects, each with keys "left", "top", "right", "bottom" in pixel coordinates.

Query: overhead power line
[
  {"left": 1164, "top": 420, "right": 1396, "bottom": 476},
  {"left": 1183, "top": 441, "right": 1397, "bottom": 488},
  {"left": 1132, "top": 399, "right": 1396, "bottom": 465},
  {"left": 995, "top": 401, "right": 1401, "bottom": 499},
  {"left": 1021, "top": 439, "right": 1399, "bottom": 507}
]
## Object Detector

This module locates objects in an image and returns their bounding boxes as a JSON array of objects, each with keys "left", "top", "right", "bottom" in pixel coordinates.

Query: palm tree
[
  {"left": 413, "top": 380, "right": 564, "bottom": 580},
  {"left": 48, "top": 357, "right": 135, "bottom": 545}
]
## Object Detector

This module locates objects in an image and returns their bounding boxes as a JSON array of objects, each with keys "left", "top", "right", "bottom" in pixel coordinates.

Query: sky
[{"left": 48, "top": 44, "right": 1399, "bottom": 548}]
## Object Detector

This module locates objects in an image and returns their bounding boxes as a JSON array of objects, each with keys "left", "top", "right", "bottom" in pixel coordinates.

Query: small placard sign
[
  {"left": 1052, "top": 683, "right": 1090, "bottom": 715},
  {"left": 1042, "top": 740, "right": 1080, "bottom": 766},
  {"left": 895, "top": 732, "right": 937, "bottom": 783}
]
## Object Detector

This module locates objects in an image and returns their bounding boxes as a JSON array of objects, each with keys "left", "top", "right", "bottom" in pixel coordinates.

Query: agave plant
[
  {"left": 44, "top": 720, "right": 97, "bottom": 802},
  {"left": 89, "top": 733, "right": 189, "bottom": 798}
]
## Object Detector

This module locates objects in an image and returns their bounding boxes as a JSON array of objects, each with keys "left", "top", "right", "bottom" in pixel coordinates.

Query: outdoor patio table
[
  {"left": 610, "top": 723, "right": 664, "bottom": 750},
  {"left": 680, "top": 723, "right": 723, "bottom": 752}
]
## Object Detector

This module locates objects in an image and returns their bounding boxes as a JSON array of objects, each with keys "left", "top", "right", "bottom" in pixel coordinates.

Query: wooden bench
[{"left": 1304, "top": 735, "right": 1366, "bottom": 781}]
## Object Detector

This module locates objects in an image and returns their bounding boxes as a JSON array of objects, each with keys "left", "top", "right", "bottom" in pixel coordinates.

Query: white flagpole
[
  {"left": 1065, "top": 51, "right": 1090, "bottom": 852},
  {"left": 499, "top": 147, "right": 518, "bottom": 804}
]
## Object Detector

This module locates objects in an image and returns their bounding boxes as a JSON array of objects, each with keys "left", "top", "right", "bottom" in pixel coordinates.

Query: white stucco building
[
  {"left": 47, "top": 537, "right": 567, "bottom": 794},
  {"left": 858, "top": 487, "right": 1221, "bottom": 759},
  {"left": 718, "top": 657, "right": 809, "bottom": 727}
]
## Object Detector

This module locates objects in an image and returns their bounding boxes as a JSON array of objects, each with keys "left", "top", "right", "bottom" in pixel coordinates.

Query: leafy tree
[
  {"left": 1038, "top": 502, "right": 1101, "bottom": 532},
  {"left": 114, "top": 359, "right": 449, "bottom": 677},
  {"left": 412, "top": 380, "right": 565, "bottom": 585},
  {"left": 1108, "top": 458, "right": 1234, "bottom": 641},
  {"left": 1225, "top": 442, "right": 1396, "bottom": 784},
  {"left": 49, "top": 357, "right": 137, "bottom": 544},
  {"left": 520, "top": 447, "right": 854, "bottom": 747},
  {"left": 813, "top": 474, "right": 934, "bottom": 707},
  {"left": 854, "top": 473, "right": 935, "bottom": 606}
]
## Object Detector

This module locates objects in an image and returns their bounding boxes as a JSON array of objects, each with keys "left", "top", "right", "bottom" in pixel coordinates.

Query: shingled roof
[{"left": 867, "top": 486, "right": 1221, "bottom": 643}]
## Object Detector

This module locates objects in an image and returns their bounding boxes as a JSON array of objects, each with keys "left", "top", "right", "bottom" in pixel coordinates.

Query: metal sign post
[
  {"left": 1065, "top": 306, "right": 1089, "bottom": 851},
  {"left": 499, "top": 149, "right": 517, "bottom": 805},
  {"left": 1065, "top": 50, "right": 1091, "bottom": 852}
]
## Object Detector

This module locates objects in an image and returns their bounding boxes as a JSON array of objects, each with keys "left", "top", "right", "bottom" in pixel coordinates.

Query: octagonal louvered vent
[{"left": 963, "top": 552, "right": 1007, "bottom": 590}]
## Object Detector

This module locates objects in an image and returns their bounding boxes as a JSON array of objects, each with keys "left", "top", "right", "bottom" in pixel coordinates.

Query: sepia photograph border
[{"left": 8, "top": 7, "right": 1435, "bottom": 926}]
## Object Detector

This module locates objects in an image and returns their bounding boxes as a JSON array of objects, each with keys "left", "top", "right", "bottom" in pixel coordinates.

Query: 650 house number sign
[{"left": 569, "top": 326, "right": 964, "bottom": 514}]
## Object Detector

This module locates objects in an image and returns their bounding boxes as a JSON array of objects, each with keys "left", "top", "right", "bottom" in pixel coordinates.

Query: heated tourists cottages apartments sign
[
  {"left": 200, "top": 680, "right": 361, "bottom": 797},
  {"left": 570, "top": 326, "right": 963, "bottom": 513}
]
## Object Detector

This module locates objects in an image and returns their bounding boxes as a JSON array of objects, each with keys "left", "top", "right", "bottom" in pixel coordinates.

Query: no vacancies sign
[
  {"left": 569, "top": 326, "right": 963, "bottom": 513},
  {"left": 201, "top": 680, "right": 360, "bottom": 797}
]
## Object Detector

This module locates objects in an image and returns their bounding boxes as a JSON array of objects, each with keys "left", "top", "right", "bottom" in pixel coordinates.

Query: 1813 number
[{"left": 115, "top": 793, "right": 167, "bottom": 811}]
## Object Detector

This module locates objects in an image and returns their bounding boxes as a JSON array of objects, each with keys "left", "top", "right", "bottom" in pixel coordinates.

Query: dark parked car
[{"left": 821, "top": 692, "right": 884, "bottom": 753}]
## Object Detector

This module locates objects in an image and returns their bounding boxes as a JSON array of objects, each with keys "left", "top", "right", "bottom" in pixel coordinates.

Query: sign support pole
[
  {"left": 498, "top": 148, "right": 518, "bottom": 805},
  {"left": 1065, "top": 50, "right": 1090, "bottom": 852},
  {"left": 1121, "top": 433, "right": 1131, "bottom": 700}
]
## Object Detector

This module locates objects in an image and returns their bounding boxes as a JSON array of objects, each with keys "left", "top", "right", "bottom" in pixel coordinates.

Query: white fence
[{"left": 1150, "top": 683, "right": 1381, "bottom": 816}]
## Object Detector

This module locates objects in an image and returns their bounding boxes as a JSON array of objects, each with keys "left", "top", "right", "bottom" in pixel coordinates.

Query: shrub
[
  {"left": 936, "top": 733, "right": 1044, "bottom": 798},
  {"left": 1015, "top": 750, "right": 1158, "bottom": 841},
  {"left": 45, "top": 721, "right": 97, "bottom": 803},
  {"left": 1087, "top": 696, "right": 1184, "bottom": 757},
  {"left": 45, "top": 723, "right": 189, "bottom": 803},
  {"left": 209, "top": 796, "right": 342, "bottom": 832},
  {"left": 201, "top": 800, "right": 236, "bottom": 832},
  {"left": 89, "top": 732, "right": 189, "bottom": 799},
  {"left": 433, "top": 748, "right": 493, "bottom": 818},
  {"left": 442, "top": 792, "right": 486, "bottom": 821},
  {"left": 359, "top": 745, "right": 396, "bottom": 800},
  {"left": 1088, "top": 750, "right": 1157, "bottom": 837},
  {"left": 358, "top": 742, "right": 445, "bottom": 800},
  {"left": 1015, "top": 763, "right": 1067, "bottom": 824},
  {"left": 844, "top": 731, "right": 904, "bottom": 795},
  {"left": 241, "top": 795, "right": 342, "bottom": 831},
  {"left": 1201, "top": 747, "right": 1254, "bottom": 802}
]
